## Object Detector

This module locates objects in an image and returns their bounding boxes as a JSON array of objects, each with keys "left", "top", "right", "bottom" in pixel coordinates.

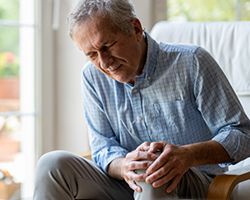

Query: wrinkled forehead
[{"left": 72, "top": 16, "right": 119, "bottom": 52}]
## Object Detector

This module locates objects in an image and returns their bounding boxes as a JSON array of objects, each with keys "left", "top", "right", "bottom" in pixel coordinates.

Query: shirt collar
[{"left": 135, "top": 32, "right": 159, "bottom": 83}]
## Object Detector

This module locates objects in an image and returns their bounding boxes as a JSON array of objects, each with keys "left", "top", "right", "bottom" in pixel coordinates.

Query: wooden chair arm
[
  {"left": 207, "top": 165, "right": 250, "bottom": 200},
  {"left": 81, "top": 150, "right": 92, "bottom": 160}
]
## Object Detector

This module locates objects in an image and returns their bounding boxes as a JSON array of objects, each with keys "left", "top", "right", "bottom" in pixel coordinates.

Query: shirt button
[
  {"left": 137, "top": 116, "right": 143, "bottom": 122},
  {"left": 132, "top": 89, "right": 138, "bottom": 94}
]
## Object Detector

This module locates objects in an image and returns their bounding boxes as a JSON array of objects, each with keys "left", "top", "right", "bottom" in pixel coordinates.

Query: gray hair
[{"left": 68, "top": 0, "right": 137, "bottom": 38}]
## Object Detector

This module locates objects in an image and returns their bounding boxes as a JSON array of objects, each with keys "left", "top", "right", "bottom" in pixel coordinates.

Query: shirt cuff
[
  {"left": 93, "top": 146, "right": 128, "bottom": 173},
  {"left": 212, "top": 128, "right": 247, "bottom": 163}
]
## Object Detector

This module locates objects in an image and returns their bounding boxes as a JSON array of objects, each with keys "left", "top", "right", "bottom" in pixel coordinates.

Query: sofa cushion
[{"left": 150, "top": 21, "right": 250, "bottom": 95}]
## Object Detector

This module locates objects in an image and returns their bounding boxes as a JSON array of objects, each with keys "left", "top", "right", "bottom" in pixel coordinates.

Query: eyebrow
[
  {"left": 86, "top": 41, "right": 106, "bottom": 53},
  {"left": 85, "top": 41, "right": 114, "bottom": 56}
]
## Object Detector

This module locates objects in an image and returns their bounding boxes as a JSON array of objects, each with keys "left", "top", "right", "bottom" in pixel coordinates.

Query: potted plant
[
  {"left": 0, "top": 52, "right": 21, "bottom": 161},
  {"left": 0, "top": 51, "right": 19, "bottom": 100}
]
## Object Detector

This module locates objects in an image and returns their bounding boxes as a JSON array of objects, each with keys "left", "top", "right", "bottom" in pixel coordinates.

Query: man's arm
[
  {"left": 108, "top": 157, "right": 124, "bottom": 180},
  {"left": 183, "top": 140, "right": 232, "bottom": 166},
  {"left": 193, "top": 47, "right": 250, "bottom": 163}
]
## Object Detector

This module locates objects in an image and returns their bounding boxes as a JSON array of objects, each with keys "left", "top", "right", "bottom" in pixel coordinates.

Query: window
[
  {"left": 0, "top": 0, "right": 35, "bottom": 199},
  {"left": 166, "top": 0, "right": 250, "bottom": 21}
]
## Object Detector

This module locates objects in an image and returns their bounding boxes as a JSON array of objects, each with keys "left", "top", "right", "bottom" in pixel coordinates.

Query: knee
[
  {"left": 134, "top": 170, "right": 177, "bottom": 200},
  {"left": 134, "top": 182, "right": 177, "bottom": 200},
  {"left": 36, "top": 150, "right": 76, "bottom": 178}
]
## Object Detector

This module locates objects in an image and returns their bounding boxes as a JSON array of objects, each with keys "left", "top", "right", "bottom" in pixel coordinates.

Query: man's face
[{"left": 72, "top": 16, "right": 146, "bottom": 83}]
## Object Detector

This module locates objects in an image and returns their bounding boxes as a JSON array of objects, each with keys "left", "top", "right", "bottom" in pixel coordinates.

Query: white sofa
[{"left": 150, "top": 21, "right": 250, "bottom": 199}]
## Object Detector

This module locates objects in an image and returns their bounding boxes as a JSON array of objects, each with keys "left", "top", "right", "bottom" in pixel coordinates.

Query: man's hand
[
  {"left": 109, "top": 140, "right": 231, "bottom": 194},
  {"left": 121, "top": 149, "right": 154, "bottom": 192},
  {"left": 139, "top": 141, "right": 192, "bottom": 193},
  {"left": 108, "top": 142, "right": 158, "bottom": 192}
]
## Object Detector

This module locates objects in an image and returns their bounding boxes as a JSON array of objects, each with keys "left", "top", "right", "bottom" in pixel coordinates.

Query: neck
[{"left": 136, "top": 34, "right": 148, "bottom": 75}]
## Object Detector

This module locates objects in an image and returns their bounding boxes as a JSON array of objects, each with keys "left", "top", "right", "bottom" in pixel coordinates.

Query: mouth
[{"left": 107, "top": 64, "right": 121, "bottom": 72}]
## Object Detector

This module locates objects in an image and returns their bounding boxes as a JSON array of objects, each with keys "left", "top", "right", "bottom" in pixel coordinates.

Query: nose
[{"left": 98, "top": 51, "right": 112, "bottom": 70}]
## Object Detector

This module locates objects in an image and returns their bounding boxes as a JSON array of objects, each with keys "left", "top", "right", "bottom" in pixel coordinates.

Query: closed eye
[
  {"left": 85, "top": 41, "right": 117, "bottom": 60},
  {"left": 100, "top": 41, "right": 117, "bottom": 53},
  {"left": 86, "top": 52, "right": 97, "bottom": 60}
]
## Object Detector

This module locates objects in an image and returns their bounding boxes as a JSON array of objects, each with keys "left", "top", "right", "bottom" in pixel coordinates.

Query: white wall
[
  {"left": 131, "top": 0, "right": 166, "bottom": 32},
  {"left": 38, "top": 0, "right": 89, "bottom": 155},
  {"left": 54, "top": 0, "right": 89, "bottom": 154},
  {"left": 131, "top": 0, "right": 153, "bottom": 31}
]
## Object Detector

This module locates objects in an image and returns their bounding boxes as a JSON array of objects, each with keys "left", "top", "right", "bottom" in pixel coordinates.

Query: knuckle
[
  {"left": 142, "top": 161, "right": 148, "bottom": 168},
  {"left": 142, "top": 141, "right": 150, "bottom": 146},
  {"left": 137, "top": 142, "right": 150, "bottom": 151},
  {"left": 150, "top": 142, "right": 157, "bottom": 148},
  {"left": 135, "top": 150, "right": 141, "bottom": 159},
  {"left": 157, "top": 169, "right": 164, "bottom": 177},
  {"left": 126, "top": 152, "right": 132, "bottom": 159},
  {"left": 128, "top": 162, "right": 136, "bottom": 170}
]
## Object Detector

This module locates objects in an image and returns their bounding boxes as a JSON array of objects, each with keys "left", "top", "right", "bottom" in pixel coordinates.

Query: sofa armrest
[{"left": 207, "top": 165, "right": 250, "bottom": 200}]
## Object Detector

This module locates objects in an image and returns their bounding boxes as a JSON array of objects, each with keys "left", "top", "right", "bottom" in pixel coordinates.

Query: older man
[{"left": 34, "top": 0, "right": 250, "bottom": 199}]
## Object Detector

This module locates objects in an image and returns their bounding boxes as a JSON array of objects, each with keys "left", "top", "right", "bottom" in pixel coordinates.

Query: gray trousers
[{"left": 33, "top": 151, "right": 212, "bottom": 200}]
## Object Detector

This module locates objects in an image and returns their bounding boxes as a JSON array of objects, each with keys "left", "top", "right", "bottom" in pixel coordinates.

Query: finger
[
  {"left": 127, "top": 180, "right": 142, "bottom": 192},
  {"left": 126, "top": 171, "right": 144, "bottom": 192},
  {"left": 145, "top": 163, "right": 171, "bottom": 184},
  {"left": 127, "top": 150, "right": 157, "bottom": 161},
  {"left": 148, "top": 141, "right": 166, "bottom": 153},
  {"left": 128, "top": 160, "right": 151, "bottom": 171},
  {"left": 127, "top": 170, "right": 147, "bottom": 182},
  {"left": 151, "top": 168, "right": 177, "bottom": 188},
  {"left": 136, "top": 141, "right": 150, "bottom": 151},
  {"left": 126, "top": 150, "right": 147, "bottom": 160},
  {"left": 165, "top": 174, "right": 182, "bottom": 193},
  {"left": 146, "top": 147, "right": 172, "bottom": 174},
  {"left": 146, "top": 155, "right": 166, "bottom": 175}
]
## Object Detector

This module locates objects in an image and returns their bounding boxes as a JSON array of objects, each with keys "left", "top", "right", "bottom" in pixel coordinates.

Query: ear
[{"left": 131, "top": 18, "right": 144, "bottom": 41}]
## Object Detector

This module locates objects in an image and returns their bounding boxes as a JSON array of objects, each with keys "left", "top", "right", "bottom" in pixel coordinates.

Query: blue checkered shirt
[{"left": 81, "top": 33, "right": 250, "bottom": 175}]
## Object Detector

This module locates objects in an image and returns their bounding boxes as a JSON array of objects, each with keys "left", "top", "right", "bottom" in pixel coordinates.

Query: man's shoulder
[
  {"left": 81, "top": 61, "right": 104, "bottom": 80},
  {"left": 82, "top": 61, "right": 96, "bottom": 75},
  {"left": 159, "top": 42, "right": 200, "bottom": 55},
  {"left": 81, "top": 61, "right": 114, "bottom": 88}
]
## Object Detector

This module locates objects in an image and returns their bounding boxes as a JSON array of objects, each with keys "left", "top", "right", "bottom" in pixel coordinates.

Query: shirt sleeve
[
  {"left": 81, "top": 64, "right": 128, "bottom": 172},
  {"left": 193, "top": 47, "right": 250, "bottom": 163}
]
